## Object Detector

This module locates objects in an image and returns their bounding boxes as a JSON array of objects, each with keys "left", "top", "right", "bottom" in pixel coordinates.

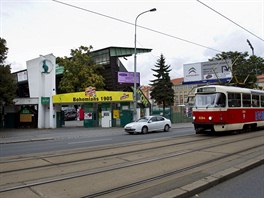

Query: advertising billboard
[
  {"left": 183, "top": 62, "right": 203, "bottom": 82},
  {"left": 118, "top": 72, "right": 140, "bottom": 84},
  {"left": 183, "top": 59, "right": 232, "bottom": 84}
]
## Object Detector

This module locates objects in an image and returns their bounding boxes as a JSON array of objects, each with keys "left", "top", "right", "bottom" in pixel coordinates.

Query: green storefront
[{"left": 53, "top": 89, "right": 134, "bottom": 128}]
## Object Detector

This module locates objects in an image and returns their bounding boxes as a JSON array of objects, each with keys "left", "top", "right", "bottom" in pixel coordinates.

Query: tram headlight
[
  {"left": 192, "top": 116, "right": 196, "bottom": 120},
  {"left": 208, "top": 116, "right": 213, "bottom": 121}
]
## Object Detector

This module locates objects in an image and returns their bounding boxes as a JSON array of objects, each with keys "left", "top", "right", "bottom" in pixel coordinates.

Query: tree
[
  {"left": 0, "top": 38, "right": 16, "bottom": 105},
  {"left": 209, "top": 51, "right": 264, "bottom": 88},
  {"left": 150, "top": 54, "right": 174, "bottom": 115},
  {"left": 57, "top": 46, "right": 105, "bottom": 93}
]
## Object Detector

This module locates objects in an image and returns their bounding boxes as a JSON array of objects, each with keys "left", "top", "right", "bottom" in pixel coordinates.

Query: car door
[
  {"left": 156, "top": 116, "right": 165, "bottom": 131},
  {"left": 148, "top": 117, "right": 158, "bottom": 131}
]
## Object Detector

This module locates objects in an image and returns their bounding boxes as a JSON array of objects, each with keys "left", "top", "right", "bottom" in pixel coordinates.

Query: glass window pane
[
  {"left": 242, "top": 94, "right": 251, "bottom": 107},
  {"left": 252, "top": 95, "right": 260, "bottom": 107},
  {"left": 261, "top": 96, "right": 264, "bottom": 107},
  {"left": 215, "top": 93, "right": 226, "bottom": 107},
  {"left": 228, "top": 93, "right": 241, "bottom": 107}
]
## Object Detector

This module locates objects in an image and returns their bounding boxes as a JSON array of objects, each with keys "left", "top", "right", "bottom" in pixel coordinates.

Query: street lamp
[
  {"left": 246, "top": 39, "right": 257, "bottom": 75},
  {"left": 133, "top": 8, "right": 156, "bottom": 121},
  {"left": 246, "top": 39, "right": 254, "bottom": 56}
]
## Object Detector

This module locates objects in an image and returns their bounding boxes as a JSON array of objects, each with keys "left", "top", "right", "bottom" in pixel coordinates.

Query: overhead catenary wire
[
  {"left": 52, "top": 0, "right": 222, "bottom": 53},
  {"left": 197, "top": 0, "right": 264, "bottom": 42}
]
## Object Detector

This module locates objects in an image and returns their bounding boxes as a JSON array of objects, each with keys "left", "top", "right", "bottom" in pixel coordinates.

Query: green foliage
[
  {"left": 0, "top": 38, "right": 16, "bottom": 105},
  {"left": 209, "top": 51, "right": 264, "bottom": 88},
  {"left": 150, "top": 54, "right": 174, "bottom": 112},
  {"left": 57, "top": 46, "right": 105, "bottom": 93},
  {"left": 0, "top": 38, "right": 8, "bottom": 64}
]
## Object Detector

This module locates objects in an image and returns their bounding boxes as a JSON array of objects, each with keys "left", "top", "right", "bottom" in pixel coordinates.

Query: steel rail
[
  {"left": 0, "top": 136, "right": 214, "bottom": 174},
  {"left": 82, "top": 145, "right": 264, "bottom": 198},
  {"left": 0, "top": 134, "right": 263, "bottom": 193}
]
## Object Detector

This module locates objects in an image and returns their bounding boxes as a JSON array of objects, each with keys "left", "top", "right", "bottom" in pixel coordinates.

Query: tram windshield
[{"left": 194, "top": 93, "right": 226, "bottom": 108}]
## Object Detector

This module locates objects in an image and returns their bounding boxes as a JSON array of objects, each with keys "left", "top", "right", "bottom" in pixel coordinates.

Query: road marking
[{"left": 68, "top": 138, "right": 112, "bottom": 145}]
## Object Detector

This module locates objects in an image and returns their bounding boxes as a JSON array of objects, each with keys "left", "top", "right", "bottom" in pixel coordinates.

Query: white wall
[{"left": 26, "top": 54, "right": 56, "bottom": 128}]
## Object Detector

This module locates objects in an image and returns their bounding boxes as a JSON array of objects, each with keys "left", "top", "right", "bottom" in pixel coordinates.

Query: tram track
[
  {"left": 0, "top": 131, "right": 263, "bottom": 197},
  {"left": 83, "top": 145, "right": 264, "bottom": 198},
  {"left": 0, "top": 135, "right": 213, "bottom": 173},
  {"left": 1, "top": 132, "right": 262, "bottom": 174}
]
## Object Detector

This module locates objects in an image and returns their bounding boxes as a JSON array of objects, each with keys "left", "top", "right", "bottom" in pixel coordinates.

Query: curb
[
  {"left": 153, "top": 157, "right": 264, "bottom": 198},
  {"left": 0, "top": 123, "right": 193, "bottom": 144},
  {"left": 0, "top": 137, "right": 54, "bottom": 144}
]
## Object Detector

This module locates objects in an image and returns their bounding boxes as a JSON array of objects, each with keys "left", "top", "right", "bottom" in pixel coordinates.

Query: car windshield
[
  {"left": 136, "top": 117, "right": 150, "bottom": 122},
  {"left": 194, "top": 93, "right": 226, "bottom": 108}
]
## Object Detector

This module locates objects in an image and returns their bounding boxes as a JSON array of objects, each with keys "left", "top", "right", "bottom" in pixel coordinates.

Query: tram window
[
  {"left": 252, "top": 95, "right": 260, "bottom": 107},
  {"left": 242, "top": 94, "right": 251, "bottom": 107},
  {"left": 261, "top": 96, "right": 264, "bottom": 107},
  {"left": 215, "top": 93, "right": 226, "bottom": 107},
  {"left": 228, "top": 93, "right": 241, "bottom": 107}
]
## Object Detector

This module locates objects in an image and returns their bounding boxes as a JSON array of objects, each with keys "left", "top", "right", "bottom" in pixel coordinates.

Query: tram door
[{"left": 101, "top": 111, "right": 112, "bottom": 128}]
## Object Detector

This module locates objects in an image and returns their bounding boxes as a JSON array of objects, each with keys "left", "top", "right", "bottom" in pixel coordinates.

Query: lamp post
[{"left": 133, "top": 8, "right": 156, "bottom": 121}]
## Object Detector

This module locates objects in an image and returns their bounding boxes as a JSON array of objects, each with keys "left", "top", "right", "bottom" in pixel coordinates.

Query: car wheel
[
  {"left": 141, "top": 126, "right": 148, "bottom": 134},
  {"left": 164, "top": 124, "right": 170, "bottom": 132}
]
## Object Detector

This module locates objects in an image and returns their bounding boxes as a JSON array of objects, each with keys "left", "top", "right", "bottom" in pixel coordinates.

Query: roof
[
  {"left": 257, "top": 74, "right": 264, "bottom": 83},
  {"left": 171, "top": 77, "right": 184, "bottom": 85},
  {"left": 91, "top": 46, "right": 152, "bottom": 57},
  {"left": 196, "top": 85, "right": 264, "bottom": 94}
]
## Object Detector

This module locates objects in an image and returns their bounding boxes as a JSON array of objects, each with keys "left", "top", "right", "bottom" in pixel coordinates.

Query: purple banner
[{"left": 118, "top": 72, "right": 140, "bottom": 84}]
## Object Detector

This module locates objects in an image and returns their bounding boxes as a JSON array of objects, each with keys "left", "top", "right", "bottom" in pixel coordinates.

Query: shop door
[
  {"left": 101, "top": 111, "right": 112, "bottom": 128},
  {"left": 120, "top": 110, "right": 133, "bottom": 127}
]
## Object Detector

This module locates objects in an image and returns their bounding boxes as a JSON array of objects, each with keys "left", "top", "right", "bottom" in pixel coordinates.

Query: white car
[{"left": 124, "top": 115, "right": 172, "bottom": 134}]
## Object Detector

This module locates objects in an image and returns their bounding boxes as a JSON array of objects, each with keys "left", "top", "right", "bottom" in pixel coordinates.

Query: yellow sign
[
  {"left": 53, "top": 91, "right": 133, "bottom": 104},
  {"left": 113, "top": 110, "right": 120, "bottom": 119},
  {"left": 85, "top": 86, "right": 96, "bottom": 97}
]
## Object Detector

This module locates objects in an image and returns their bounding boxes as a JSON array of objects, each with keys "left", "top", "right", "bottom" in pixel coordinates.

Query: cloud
[{"left": 204, "top": 30, "right": 264, "bottom": 58}]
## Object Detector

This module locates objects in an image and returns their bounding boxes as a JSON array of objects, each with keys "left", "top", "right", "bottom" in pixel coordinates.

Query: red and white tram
[{"left": 192, "top": 85, "right": 264, "bottom": 134}]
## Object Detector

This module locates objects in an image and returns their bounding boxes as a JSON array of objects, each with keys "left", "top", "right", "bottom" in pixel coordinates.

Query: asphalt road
[{"left": 1, "top": 126, "right": 194, "bottom": 157}]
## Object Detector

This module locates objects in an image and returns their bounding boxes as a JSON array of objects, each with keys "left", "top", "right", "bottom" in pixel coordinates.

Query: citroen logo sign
[{"left": 188, "top": 67, "right": 196, "bottom": 74}]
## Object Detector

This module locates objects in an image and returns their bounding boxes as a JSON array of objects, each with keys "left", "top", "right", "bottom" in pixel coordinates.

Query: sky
[{"left": 1, "top": 0, "right": 264, "bottom": 85}]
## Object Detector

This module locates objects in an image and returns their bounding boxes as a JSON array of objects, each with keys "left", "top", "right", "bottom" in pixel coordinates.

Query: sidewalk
[{"left": 0, "top": 122, "right": 193, "bottom": 144}]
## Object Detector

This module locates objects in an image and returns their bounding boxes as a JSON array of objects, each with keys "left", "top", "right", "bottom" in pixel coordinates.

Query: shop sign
[
  {"left": 113, "top": 110, "right": 120, "bottom": 119},
  {"left": 53, "top": 91, "right": 133, "bottom": 104},
  {"left": 41, "top": 97, "right": 50, "bottom": 105},
  {"left": 20, "top": 114, "right": 32, "bottom": 122},
  {"left": 21, "top": 109, "right": 30, "bottom": 114},
  {"left": 56, "top": 66, "right": 64, "bottom": 75},
  {"left": 136, "top": 88, "right": 151, "bottom": 108},
  {"left": 85, "top": 86, "right": 96, "bottom": 97},
  {"left": 85, "top": 112, "right": 93, "bottom": 120}
]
